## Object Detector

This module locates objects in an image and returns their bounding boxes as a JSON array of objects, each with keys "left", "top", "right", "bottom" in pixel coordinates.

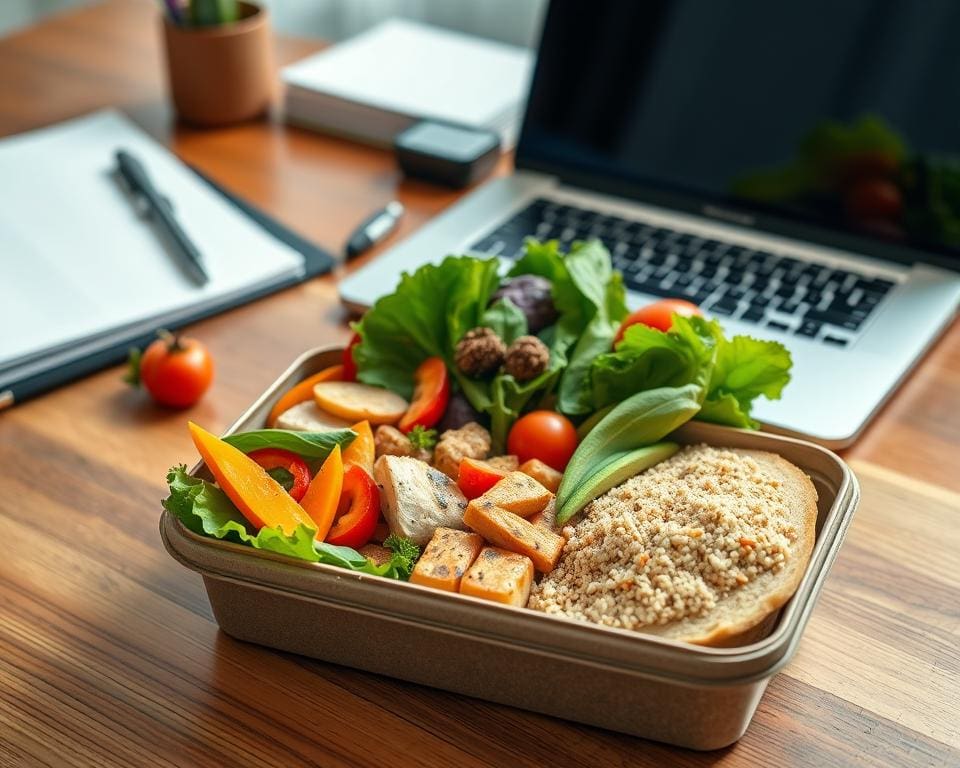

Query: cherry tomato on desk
[{"left": 126, "top": 330, "right": 213, "bottom": 408}]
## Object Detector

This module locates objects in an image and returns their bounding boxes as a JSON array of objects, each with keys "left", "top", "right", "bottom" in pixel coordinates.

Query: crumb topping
[{"left": 527, "top": 445, "right": 799, "bottom": 631}]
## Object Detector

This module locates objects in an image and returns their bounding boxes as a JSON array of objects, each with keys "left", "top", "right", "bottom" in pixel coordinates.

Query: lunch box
[{"left": 160, "top": 346, "right": 860, "bottom": 750}]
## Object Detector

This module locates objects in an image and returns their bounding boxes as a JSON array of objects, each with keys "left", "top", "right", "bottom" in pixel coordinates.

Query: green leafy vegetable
[
  {"left": 481, "top": 298, "right": 528, "bottom": 344},
  {"left": 354, "top": 255, "right": 501, "bottom": 399},
  {"left": 408, "top": 426, "right": 438, "bottom": 451},
  {"left": 222, "top": 428, "right": 356, "bottom": 459},
  {"left": 510, "top": 240, "right": 628, "bottom": 415},
  {"left": 590, "top": 315, "right": 720, "bottom": 410},
  {"left": 163, "top": 466, "right": 416, "bottom": 579},
  {"left": 588, "top": 314, "right": 790, "bottom": 429},
  {"left": 380, "top": 533, "right": 421, "bottom": 580},
  {"left": 698, "top": 334, "right": 793, "bottom": 428}
]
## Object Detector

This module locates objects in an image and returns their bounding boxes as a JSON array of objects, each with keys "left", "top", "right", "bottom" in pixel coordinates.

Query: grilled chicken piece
[{"left": 374, "top": 455, "right": 469, "bottom": 546}]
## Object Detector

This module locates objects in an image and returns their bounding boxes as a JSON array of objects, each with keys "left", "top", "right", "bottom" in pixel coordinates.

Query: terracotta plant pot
[{"left": 162, "top": 2, "right": 274, "bottom": 127}]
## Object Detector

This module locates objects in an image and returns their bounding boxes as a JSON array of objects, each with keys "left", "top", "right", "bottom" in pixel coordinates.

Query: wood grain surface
[{"left": 1, "top": 2, "right": 958, "bottom": 766}]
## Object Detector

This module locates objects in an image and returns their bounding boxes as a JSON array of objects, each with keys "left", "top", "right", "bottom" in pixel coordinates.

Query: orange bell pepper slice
[
  {"left": 188, "top": 422, "right": 316, "bottom": 535},
  {"left": 342, "top": 420, "right": 375, "bottom": 476},
  {"left": 299, "top": 443, "right": 344, "bottom": 541},
  {"left": 267, "top": 364, "right": 343, "bottom": 427}
]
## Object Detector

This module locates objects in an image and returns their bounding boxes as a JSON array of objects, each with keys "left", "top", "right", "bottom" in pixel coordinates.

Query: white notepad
[
  {"left": 0, "top": 110, "right": 305, "bottom": 371},
  {"left": 282, "top": 19, "right": 533, "bottom": 148}
]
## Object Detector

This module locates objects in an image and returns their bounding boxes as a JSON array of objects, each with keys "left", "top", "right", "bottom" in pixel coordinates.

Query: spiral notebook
[{"left": 0, "top": 110, "right": 334, "bottom": 406}]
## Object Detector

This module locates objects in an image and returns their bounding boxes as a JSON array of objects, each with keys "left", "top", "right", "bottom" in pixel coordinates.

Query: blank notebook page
[{"left": 0, "top": 110, "right": 304, "bottom": 369}]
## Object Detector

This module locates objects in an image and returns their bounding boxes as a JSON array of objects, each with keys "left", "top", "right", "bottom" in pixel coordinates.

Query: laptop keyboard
[{"left": 469, "top": 198, "right": 897, "bottom": 346}]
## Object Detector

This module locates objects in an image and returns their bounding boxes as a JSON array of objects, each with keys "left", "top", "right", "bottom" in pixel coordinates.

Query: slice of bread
[{"left": 638, "top": 449, "right": 818, "bottom": 647}]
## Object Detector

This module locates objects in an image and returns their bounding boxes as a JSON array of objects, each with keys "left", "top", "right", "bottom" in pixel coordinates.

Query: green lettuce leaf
[
  {"left": 223, "top": 428, "right": 356, "bottom": 459},
  {"left": 354, "top": 255, "right": 502, "bottom": 399},
  {"left": 584, "top": 315, "right": 791, "bottom": 430},
  {"left": 590, "top": 315, "right": 721, "bottom": 409},
  {"left": 698, "top": 335, "right": 793, "bottom": 428},
  {"left": 481, "top": 297, "right": 528, "bottom": 344},
  {"left": 162, "top": 466, "right": 418, "bottom": 578},
  {"left": 509, "top": 239, "right": 628, "bottom": 415}
]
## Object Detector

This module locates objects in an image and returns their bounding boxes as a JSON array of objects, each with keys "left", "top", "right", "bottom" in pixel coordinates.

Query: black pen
[
  {"left": 115, "top": 148, "right": 210, "bottom": 285},
  {"left": 344, "top": 201, "right": 404, "bottom": 258}
]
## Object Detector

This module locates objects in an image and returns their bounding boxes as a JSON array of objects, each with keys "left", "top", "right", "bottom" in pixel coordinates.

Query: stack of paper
[{"left": 282, "top": 19, "right": 534, "bottom": 149}]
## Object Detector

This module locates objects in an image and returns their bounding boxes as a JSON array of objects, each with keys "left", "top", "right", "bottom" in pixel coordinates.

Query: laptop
[{"left": 340, "top": 0, "right": 960, "bottom": 447}]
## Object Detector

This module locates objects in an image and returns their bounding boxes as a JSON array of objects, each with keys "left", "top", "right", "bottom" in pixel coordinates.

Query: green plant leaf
[{"left": 222, "top": 429, "right": 356, "bottom": 459}]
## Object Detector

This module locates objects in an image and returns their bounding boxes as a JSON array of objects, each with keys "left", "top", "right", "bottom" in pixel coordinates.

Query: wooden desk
[{"left": 1, "top": 2, "right": 957, "bottom": 765}]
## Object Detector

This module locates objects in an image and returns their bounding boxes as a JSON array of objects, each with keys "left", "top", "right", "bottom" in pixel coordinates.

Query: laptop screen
[{"left": 517, "top": 0, "right": 960, "bottom": 267}]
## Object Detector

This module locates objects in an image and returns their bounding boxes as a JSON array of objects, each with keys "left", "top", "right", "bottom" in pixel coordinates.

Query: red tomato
[
  {"left": 398, "top": 357, "right": 450, "bottom": 433},
  {"left": 457, "top": 457, "right": 508, "bottom": 500},
  {"left": 507, "top": 411, "right": 578, "bottom": 472},
  {"left": 342, "top": 332, "right": 361, "bottom": 382},
  {"left": 326, "top": 464, "right": 380, "bottom": 549},
  {"left": 136, "top": 332, "right": 213, "bottom": 408},
  {"left": 844, "top": 177, "right": 903, "bottom": 222},
  {"left": 613, "top": 299, "right": 703, "bottom": 345}
]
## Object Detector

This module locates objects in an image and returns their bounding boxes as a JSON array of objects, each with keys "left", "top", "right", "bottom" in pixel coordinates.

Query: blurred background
[{"left": 1, "top": 0, "right": 547, "bottom": 46}]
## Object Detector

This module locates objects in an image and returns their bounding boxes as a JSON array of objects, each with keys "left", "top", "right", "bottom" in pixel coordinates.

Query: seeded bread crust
[{"left": 638, "top": 449, "right": 817, "bottom": 647}]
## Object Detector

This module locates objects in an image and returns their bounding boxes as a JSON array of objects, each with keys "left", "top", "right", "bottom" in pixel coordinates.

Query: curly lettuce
[{"left": 163, "top": 466, "right": 418, "bottom": 579}]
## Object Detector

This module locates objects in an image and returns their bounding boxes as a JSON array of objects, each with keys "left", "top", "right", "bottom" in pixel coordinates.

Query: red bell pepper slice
[
  {"left": 398, "top": 356, "right": 450, "bottom": 433},
  {"left": 342, "top": 332, "right": 361, "bottom": 382},
  {"left": 247, "top": 448, "right": 312, "bottom": 502},
  {"left": 326, "top": 464, "right": 381, "bottom": 548},
  {"left": 457, "top": 457, "right": 508, "bottom": 500}
]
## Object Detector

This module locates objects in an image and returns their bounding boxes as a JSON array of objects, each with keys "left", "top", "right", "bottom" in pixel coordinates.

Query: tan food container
[{"left": 160, "top": 347, "right": 859, "bottom": 750}]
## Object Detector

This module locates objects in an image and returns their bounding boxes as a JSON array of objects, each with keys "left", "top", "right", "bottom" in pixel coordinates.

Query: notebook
[
  {"left": 0, "top": 110, "right": 332, "bottom": 402},
  {"left": 282, "top": 19, "right": 533, "bottom": 149}
]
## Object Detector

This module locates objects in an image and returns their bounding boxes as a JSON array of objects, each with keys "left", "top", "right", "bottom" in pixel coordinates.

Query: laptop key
[
  {"left": 823, "top": 335, "right": 849, "bottom": 347},
  {"left": 767, "top": 320, "right": 791, "bottom": 331},
  {"left": 709, "top": 298, "right": 740, "bottom": 316},
  {"left": 804, "top": 310, "right": 864, "bottom": 331},
  {"left": 795, "top": 320, "right": 822, "bottom": 337},
  {"left": 742, "top": 306, "right": 766, "bottom": 323}
]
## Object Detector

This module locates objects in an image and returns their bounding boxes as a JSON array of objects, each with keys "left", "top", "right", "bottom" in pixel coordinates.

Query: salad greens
[
  {"left": 223, "top": 428, "right": 356, "bottom": 459},
  {"left": 163, "top": 466, "right": 419, "bottom": 579},
  {"left": 591, "top": 315, "right": 791, "bottom": 428},
  {"left": 353, "top": 238, "right": 791, "bottom": 451}
]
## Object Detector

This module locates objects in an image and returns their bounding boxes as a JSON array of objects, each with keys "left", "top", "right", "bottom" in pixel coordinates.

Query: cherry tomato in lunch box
[
  {"left": 507, "top": 410, "right": 578, "bottom": 472},
  {"left": 398, "top": 356, "right": 450, "bottom": 433},
  {"left": 247, "top": 448, "right": 312, "bottom": 502},
  {"left": 129, "top": 331, "right": 213, "bottom": 408},
  {"left": 342, "top": 332, "right": 362, "bottom": 382},
  {"left": 326, "top": 464, "right": 381, "bottom": 548},
  {"left": 613, "top": 299, "right": 703, "bottom": 345}
]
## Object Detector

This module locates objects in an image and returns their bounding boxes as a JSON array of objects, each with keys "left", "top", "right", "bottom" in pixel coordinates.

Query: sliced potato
[
  {"left": 518, "top": 458, "right": 562, "bottom": 494},
  {"left": 464, "top": 498, "right": 564, "bottom": 573},
  {"left": 459, "top": 547, "right": 534, "bottom": 607},
  {"left": 410, "top": 528, "right": 484, "bottom": 592},
  {"left": 478, "top": 471, "right": 553, "bottom": 517},
  {"left": 487, "top": 455, "right": 520, "bottom": 472},
  {"left": 274, "top": 401, "right": 353, "bottom": 432},
  {"left": 313, "top": 381, "right": 409, "bottom": 425}
]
